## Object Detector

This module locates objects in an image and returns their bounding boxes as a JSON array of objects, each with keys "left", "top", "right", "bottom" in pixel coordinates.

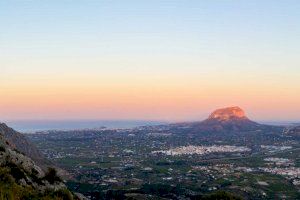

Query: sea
[
  {"left": 4, "top": 120, "right": 166, "bottom": 133},
  {"left": 4, "top": 119, "right": 299, "bottom": 134}
]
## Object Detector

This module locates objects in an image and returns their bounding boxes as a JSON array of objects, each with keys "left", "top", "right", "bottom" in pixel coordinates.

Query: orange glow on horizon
[{"left": 1, "top": 74, "right": 300, "bottom": 121}]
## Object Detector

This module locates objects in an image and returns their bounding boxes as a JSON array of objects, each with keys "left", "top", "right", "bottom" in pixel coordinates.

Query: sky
[{"left": 1, "top": 0, "right": 300, "bottom": 122}]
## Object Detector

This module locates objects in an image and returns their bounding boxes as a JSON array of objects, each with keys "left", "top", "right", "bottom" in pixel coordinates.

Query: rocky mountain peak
[{"left": 208, "top": 106, "right": 247, "bottom": 121}]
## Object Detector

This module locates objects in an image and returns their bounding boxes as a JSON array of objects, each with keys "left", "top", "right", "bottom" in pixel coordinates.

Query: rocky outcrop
[
  {"left": 0, "top": 133, "right": 65, "bottom": 191},
  {"left": 0, "top": 122, "right": 68, "bottom": 177},
  {"left": 0, "top": 123, "right": 82, "bottom": 199},
  {"left": 0, "top": 123, "right": 44, "bottom": 163},
  {"left": 208, "top": 106, "right": 248, "bottom": 121}
]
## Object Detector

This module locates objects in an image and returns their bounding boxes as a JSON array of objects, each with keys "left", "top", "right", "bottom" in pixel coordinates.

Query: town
[{"left": 27, "top": 123, "right": 300, "bottom": 199}]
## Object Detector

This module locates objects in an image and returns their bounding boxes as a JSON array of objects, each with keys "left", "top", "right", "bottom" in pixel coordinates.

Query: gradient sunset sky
[{"left": 1, "top": 1, "right": 300, "bottom": 121}]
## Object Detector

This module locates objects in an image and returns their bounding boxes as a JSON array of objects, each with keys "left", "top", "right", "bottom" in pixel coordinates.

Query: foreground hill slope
[
  {"left": 0, "top": 123, "right": 43, "bottom": 157},
  {"left": 0, "top": 122, "right": 81, "bottom": 200}
]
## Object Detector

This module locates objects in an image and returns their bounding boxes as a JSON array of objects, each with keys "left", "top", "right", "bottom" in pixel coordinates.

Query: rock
[{"left": 208, "top": 106, "right": 247, "bottom": 121}]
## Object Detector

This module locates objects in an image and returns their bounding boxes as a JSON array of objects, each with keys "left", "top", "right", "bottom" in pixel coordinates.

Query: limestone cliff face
[
  {"left": 208, "top": 106, "right": 248, "bottom": 121},
  {"left": 0, "top": 122, "right": 71, "bottom": 177},
  {"left": 0, "top": 132, "right": 66, "bottom": 192},
  {"left": 0, "top": 123, "right": 83, "bottom": 199},
  {"left": 0, "top": 123, "right": 43, "bottom": 161}
]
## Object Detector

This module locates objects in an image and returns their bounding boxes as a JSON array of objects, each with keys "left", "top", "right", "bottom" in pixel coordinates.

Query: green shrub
[
  {"left": 5, "top": 162, "right": 27, "bottom": 181},
  {"left": 202, "top": 191, "right": 243, "bottom": 200},
  {"left": 43, "top": 168, "right": 62, "bottom": 184},
  {"left": 0, "top": 166, "right": 74, "bottom": 200},
  {"left": 13, "top": 149, "right": 25, "bottom": 156},
  {"left": 0, "top": 146, "right": 5, "bottom": 152},
  {"left": 53, "top": 189, "right": 74, "bottom": 200}
]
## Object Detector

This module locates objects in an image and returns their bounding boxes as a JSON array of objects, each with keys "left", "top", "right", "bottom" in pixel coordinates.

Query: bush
[
  {"left": 5, "top": 162, "right": 27, "bottom": 181},
  {"left": 43, "top": 168, "right": 62, "bottom": 184},
  {"left": 14, "top": 148, "right": 25, "bottom": 155},
  {"left": 0, "top": 146, "right": 5, "bottom": 152},
  {"left": 105, "top": 190, "right": 126, "bottom": 199},
  {"left": 0, "top": 167, "right": 14, "bottom": 183},
  {"left": 53, "top": 189, "right": 74, "bottom": 200},
  {"left": 202, "top": 191, "right": 243, "bottom": 200},
  {"left": 0, "top": 166, "right": 74, "bottom": 200},
  {"left": 140, "top": 183, "right": 173, "bottom": 196}
]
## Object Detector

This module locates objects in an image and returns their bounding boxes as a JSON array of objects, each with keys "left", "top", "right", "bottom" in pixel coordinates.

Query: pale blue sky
[
  {"left": 1, "top": 1, "right": 299, "bottom": 56},
  {"left": 1, "top": 1, "right": 300, "bottom": 121}
]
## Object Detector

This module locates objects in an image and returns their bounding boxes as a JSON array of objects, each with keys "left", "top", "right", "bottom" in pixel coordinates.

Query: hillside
[
  {"left": 0, "top": 123, "right": 81, "bottom": 200},
  {"left": 0, "top": 123, "right": 53, "bottom": 168}
]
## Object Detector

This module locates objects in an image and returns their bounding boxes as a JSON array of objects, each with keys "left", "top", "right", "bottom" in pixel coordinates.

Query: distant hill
[
  {"left": 198, "top": 106, "right": 261, "bottom": 132},
  {"left": 172, "top": 106, "right": 283, "bottom": 134}
]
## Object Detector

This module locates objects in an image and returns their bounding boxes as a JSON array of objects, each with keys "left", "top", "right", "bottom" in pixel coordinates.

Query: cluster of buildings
[
  {"left": 261, "top": 145, "right": 292, "bottom": 152},
  {"left": 259, "top": 167, "right": 300, "bottom": 180},
  {"left": 152, "top": 145, "right": 251, "bottom": 156},
  {"left": 264, "top": 157, "right": 294, "bottom": 166}
]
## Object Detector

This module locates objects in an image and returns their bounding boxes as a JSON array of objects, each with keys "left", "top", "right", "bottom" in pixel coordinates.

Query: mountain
[
  {"left": 173, "top": 106, "right": 282, "bottom": 134},
  {"left": 0, "top": 122, "right": 70, "bottom": 178},
  {"left": 0, "top": 123, "right": 44, "bottom": 163},
  {"left": 0, "top": 123, "right": 82, "bottom": 199},
  {"left": 198, "top": 106, "right": 262, "bottom": 132}
]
